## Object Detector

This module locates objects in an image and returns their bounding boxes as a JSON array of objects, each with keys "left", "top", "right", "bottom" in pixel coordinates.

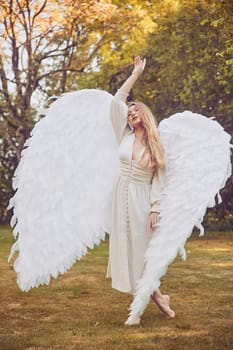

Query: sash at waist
[{"left": 120, "top": 160, "right": 153, "bottom": 184}]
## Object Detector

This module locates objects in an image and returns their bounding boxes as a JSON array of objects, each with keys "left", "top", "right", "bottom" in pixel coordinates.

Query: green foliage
[
  {"left": 133, "top": 2, "right": 233, "bottom": 123},
  {"left": 204, "top": 211, "right": 233, "bottom": 231},
  {"left": 202, "top": 0, "right": 233, "bottom": 66},
  {"left": 75, "top": 0, "right": 159, "bottom": 91},
  {"left": 133, "top": 0, "right": 233, "bottom": 223},
  {"left": 0, "top": 0, "right": 232, "bottom": 225},
  {"left": 96, "top": 0, "right": 233, "bottom": 226}
]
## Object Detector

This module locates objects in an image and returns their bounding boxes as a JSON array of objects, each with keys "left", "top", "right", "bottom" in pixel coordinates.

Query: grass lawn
[{"left": 0, "top": 225, "right": 232, "bottom": 350}]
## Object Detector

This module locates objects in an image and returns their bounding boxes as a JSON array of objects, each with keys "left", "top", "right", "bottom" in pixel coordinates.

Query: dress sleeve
[
  {"left": 150, "top": 167, "right": 166, "bottom": 212},
  {"left": 110, "top": 90, "right": 128, "bottom": 144}
]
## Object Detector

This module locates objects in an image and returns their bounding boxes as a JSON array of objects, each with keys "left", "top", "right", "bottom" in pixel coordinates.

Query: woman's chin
[{"left": 131, "top": 120, "right": 142, "bottom": 128}]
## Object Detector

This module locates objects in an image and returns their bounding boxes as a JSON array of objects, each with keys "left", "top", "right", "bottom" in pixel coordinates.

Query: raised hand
[
  {"left": 132, "top": 56, "right": 146, "bottom": 77},
  {"left": 115, "top": 56, "right": 146, "bottom": 97}
]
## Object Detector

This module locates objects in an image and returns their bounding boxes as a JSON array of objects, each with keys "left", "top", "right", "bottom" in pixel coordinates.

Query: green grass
[{"left": 0, "top": 226, "right": 232, "bottom": 350}]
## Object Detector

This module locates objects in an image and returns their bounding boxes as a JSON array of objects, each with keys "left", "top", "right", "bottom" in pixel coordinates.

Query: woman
[
  {"left": 106, "top": 56, "right": 175, "bottom": 325},
  {"left": 9, "top": 56, "right": 231, "bottom": 327}
]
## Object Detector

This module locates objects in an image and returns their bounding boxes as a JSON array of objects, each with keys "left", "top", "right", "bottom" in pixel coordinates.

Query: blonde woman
[
  {"left": 106, "top": 56, "right": 175, "bottom": 325},
  {"left": 8, "top": 55, "right": 231, "bottom": 327}
]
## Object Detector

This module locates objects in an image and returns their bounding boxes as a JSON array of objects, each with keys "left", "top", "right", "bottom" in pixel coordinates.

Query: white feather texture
[
  {"left": 126, "top": 111, "right": 232, "bottom": 323},
  {"left": 8, "top": 89, "right": 119, "bottom": 291},
  {"left": 8, "top": 88, "right": 231, "bottom": 318}
]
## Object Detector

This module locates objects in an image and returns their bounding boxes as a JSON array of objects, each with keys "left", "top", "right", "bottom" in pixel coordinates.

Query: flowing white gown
[
  {"left": 7, "top": 89, "right": 232, "bottom": 321},
  {"left": 106, "top": 90, "right": 164, "bottom": 294}
]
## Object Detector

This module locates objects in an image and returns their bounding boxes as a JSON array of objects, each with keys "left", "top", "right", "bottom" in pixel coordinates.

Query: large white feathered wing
[
  {"left": 8, "top": 88, "right": 231, "bottom": 311},
  {"left": 127, "top": 111, "right": 232, "bottom": 322},
  {"left": 8, "top": 89, "right": 119, "bottom": 291}
]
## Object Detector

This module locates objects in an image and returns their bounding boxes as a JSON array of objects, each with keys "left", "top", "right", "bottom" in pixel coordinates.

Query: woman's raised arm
[
  {"left": 116, "top": 56, "right": 146, "bottom": 100},
  {"left": 110, "top": 56, "right": 146, "bottom": 144}
]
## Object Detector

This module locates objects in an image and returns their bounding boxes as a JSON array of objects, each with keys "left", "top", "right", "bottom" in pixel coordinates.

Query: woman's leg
[{"left": 151, "top": 289, "right": 175, "bottom": 318}]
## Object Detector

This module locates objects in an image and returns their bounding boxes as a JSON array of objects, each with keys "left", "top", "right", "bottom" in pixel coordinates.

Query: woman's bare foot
[{"left": 151, "top": 293, "right": 175, "bottom": 318}]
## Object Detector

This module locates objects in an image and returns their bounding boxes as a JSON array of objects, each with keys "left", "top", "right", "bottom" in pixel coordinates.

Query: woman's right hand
[{"left": 132, "top": 56, "right": 146, "bottom": 77}]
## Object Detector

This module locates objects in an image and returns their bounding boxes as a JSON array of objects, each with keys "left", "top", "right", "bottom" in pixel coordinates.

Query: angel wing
[
  {"left": 8, "top": 89, "right": 119, "bottom": 291},
  {"left": 126, "top": 111, "right": 232, "bottom": 323},
  {"left": 8, "top": 88, "right": 231, "bottom": 310}
]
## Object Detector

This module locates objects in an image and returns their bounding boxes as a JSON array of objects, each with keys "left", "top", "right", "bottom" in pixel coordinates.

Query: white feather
[
  {"left": 8, "top": 90, "right": 231, "bottom": 321},
  {"left": 8, "top": 89, "right": 119, "bottom": 291},
  {"left": 127, "top": 111, "right": 232, "bottom": 320}
]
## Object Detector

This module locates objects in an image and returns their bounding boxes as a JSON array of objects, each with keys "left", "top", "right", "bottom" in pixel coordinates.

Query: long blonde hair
[{"left": 128, "top": 101, "right": 165, "bottom": 174}]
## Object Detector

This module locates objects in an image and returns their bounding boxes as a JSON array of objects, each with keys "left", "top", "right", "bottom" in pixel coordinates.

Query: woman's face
[{"left": 127, "top": 105, "right": 142, "bottom": 128}]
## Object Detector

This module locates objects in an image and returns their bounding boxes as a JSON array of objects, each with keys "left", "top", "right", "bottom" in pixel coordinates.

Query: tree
[
  {"left": 1, "top": 0, "right": 232, "bottom": 226},
  {"left": 134, "top": 0, "right": 233, "bottom": 227},
  {"left": 200, "top": 0, "right": 233, "bottom": 66},
  {"left": 0, "top": 0, "right": 161, "bottom": 223},
  {"left": 70, "top": 0, "right": 158, "bottom": 91},
  {"left": 102, "top": 0, "right": 233, "bottom": 228},
  {"left": 0, "top": 0, "right": 116, "bottom": 222}
]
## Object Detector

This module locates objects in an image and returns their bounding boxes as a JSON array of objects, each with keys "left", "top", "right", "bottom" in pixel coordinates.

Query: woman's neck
[{"left": 134, "top": 126, "right": 144, "bottom": 142}]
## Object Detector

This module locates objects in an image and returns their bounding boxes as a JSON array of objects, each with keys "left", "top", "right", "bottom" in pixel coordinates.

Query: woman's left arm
[
  {"left": 116, "top": 56, "right": 146, "bottom": 96},
  {"left": 149, "top": 169, "right": 165, "bottom": 231}
]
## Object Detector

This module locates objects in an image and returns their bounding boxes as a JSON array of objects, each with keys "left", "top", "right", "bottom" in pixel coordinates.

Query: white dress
[{"left": 106, "top": 90, "right": 164, "bottom": 294}]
